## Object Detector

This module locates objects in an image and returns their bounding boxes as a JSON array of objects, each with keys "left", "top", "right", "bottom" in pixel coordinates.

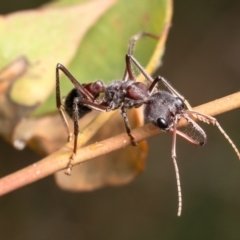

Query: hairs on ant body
[{"left": 56, "top": 32, "right": 240, "bottom": 216}]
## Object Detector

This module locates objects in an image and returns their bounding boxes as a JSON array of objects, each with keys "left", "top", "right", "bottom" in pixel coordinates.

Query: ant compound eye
[
  {"left": 156, "top": 118, "right": 168, "bottom": 129},
  {"left": 175, "top": 97, "right": 184, "bottom": 109}
]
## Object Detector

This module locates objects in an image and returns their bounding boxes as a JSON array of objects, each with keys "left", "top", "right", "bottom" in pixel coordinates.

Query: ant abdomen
[{"left": 64, "top": 88, "right": 92, "bottom": 119}]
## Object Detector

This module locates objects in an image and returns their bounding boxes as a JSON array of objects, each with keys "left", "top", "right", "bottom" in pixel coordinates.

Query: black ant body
[{"left": 56, "top": 32, "right": 240, "bottom": 216}]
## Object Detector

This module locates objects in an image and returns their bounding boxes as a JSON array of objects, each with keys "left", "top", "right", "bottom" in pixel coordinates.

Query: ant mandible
[{"left": 56, "top": 32, "right": 240, "bottom": 216}]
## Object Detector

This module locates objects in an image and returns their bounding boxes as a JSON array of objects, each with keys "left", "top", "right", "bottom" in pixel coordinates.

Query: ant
[{"left": 56, "top": 32, "right": 240, "bottom": 216}]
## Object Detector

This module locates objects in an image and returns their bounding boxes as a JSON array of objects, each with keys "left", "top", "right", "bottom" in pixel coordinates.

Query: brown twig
[{"left": 0, "top": 91, "right": 239, "bottom": 196}]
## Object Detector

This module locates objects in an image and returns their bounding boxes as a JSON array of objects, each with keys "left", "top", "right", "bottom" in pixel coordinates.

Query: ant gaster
[{"left": 56, "top": 32, "right": 240, "bottom": 216}]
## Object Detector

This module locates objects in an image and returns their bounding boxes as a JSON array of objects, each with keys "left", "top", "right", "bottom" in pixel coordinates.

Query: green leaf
[
  {"left": 0, "top": 0, "right": 116, "bottom": 107},
  {"left": 34, "top": 0, "right": 172, "bottom": 115}
]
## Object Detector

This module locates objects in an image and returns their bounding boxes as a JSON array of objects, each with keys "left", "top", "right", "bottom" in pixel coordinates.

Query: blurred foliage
[{"left": 1, "top": 0, "right": 240, "bottom": 240}]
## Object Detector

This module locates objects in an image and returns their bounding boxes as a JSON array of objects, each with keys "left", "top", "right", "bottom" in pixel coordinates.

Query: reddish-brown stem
[{"left": 0, "top": 91, "right": 239, "bottom": 196}]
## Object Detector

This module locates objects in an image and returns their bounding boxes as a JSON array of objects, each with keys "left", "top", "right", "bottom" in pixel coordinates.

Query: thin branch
[{"left": 0, "top": 91, "right": 239, "bottom": 196}]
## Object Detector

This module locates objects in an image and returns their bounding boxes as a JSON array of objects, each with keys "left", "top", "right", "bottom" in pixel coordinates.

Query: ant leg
[
  {"left": 120, "top": 106, "right": 137, "bottom": 146},
  {"left": 159, "top": 77, "right": 188, "bottom": 103},
  {"left": 56, "top": 63, "right": 94, "bottom": 101},
  {"left": 65, "top": 97, "right": 80, "bottom": 175},
  {"left": 127, "top": 55, "right": 175, "bottom": 93},
  {"left": 56, "top": 65, "right": 73, "bottom": 142},
  {"left": 122, "top": 32, "right": 146, "bottom": 81},
  {"left": 127, "top": 54, "right": 155, "bottom": 83},
  {"left": 185, "top": 110, "right": 240, "bottom": 160},
  {"left": 160, "top": 77, "right": 183, "bottom": 97},
  {"left": 123, "top": 23, "right": 171, "bottom": 82},
  {"left": 56, "top": 63, "right": 98, "bottom": 141},
  {"left": 159, "top": 77, "right": 193, "bottom": 110},
  {"left": 59, "top": 104, "right": 73, "bottom": 142},
  {"left": 127, "top": 24, "right": 171, "bottom": 58},
  {"left": 64, "top": 99, "right": 109, "bottom": 175},
  {"left": 128, "top": 32, "right": 159, "bottom": 56},
  {"left": 127, "top": 56, "right": 194, "bottom": 110},
  {"left": 122, "top": 32, "right": 159, "bottom": 81},
  {"left": 148, "top": 76, "right": 165, "bottom": 94},
  {"left": 75, "top": 99, "right": 108, "bottom": 112},
  {"left": 124, "top": 54, "right": 136, "bottom": 81},
  {"left": 171, "top": 121, "right": 182, "bottom": 217}
]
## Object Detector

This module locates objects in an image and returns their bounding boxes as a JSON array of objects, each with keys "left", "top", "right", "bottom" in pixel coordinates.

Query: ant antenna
[{"left": 171, "top": 122, "right": 182, "bottom": 216}]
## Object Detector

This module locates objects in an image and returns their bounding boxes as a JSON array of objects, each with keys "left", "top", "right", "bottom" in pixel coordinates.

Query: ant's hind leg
[
  {"left": 65, "top": 98, "right": 80, "bottom": 175},
  {"left": 59, "top": 104, "right": 73, "bottom": 142},
  {"left": 56, "top": 66, "right": 73, "bottom": 142},
  {"left": 56, "top": 63, "right": 94, "bottom": 101}
]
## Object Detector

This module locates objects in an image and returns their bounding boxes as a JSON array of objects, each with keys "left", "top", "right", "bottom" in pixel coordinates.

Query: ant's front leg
[
  {"left": 120, "top": 106, "right": 138, "bottom": 146},
  {"left": 122, "top": 32, "right": 159, "bottom": 82}
]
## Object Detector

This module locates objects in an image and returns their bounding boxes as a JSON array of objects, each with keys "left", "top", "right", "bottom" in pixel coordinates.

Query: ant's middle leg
[
  {"left": 120, "top": 106, "right": 137, "bottom": 146},
  {"left": 65, "top": 97, "right": 80, "bottom": 175},
  {"left": 65, "top": 98, "right": 109, "bottom": 175}
]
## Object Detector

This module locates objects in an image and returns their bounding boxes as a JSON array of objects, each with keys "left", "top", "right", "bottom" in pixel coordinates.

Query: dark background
[{"left": 0, "top": 0, "right": 240, "bottom": 239}]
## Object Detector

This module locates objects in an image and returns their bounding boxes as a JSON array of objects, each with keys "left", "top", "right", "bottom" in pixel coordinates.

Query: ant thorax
[{"left": 103, "top": 80, "right": 150, "bottom": 110}]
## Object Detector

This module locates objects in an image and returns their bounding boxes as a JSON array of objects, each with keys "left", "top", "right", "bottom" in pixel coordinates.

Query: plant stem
[{"left": 0, "top": 91, "right": 239, "bottom": 196}]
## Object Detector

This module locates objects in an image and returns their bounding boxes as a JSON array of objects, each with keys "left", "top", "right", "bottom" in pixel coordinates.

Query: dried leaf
[
  {"left": 0, "top": 0, "right": 173, "bottom": 191},
  {"left": 55, "top": 109, "right": 148, "bottom": 191}
]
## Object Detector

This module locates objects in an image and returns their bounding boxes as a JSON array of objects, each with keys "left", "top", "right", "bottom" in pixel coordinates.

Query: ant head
[{"left": 144, "top": 91, "right": 185, "bottom": 130}]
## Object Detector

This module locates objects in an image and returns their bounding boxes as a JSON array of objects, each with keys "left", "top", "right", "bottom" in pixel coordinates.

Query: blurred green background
[{"left": 0, "top": 0, "right": 240, "bottom": 239}]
